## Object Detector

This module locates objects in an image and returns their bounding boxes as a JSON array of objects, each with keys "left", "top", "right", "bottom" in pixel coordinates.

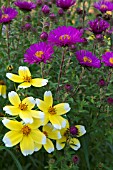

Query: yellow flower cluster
[{"left": 2, "top": 66, "right": 86, "bottom": 156}]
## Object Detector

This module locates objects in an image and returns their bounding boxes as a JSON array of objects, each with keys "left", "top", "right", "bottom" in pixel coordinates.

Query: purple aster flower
[
  {"left": 88, "top": 18, "right": 110, "bottom": 35},
  {"left": 75, "top": 50, "right": 101, "bottom": 68},
  {"left": 107, "top": 97, "right": 113, "bottom": 104},
  {"left": 48, "top": 26, "right": 84, "bottom": 47},
  {"left": 72, "top": 155, "right": 79, "bottom": 164},
  {"left": 70, "top": 126, "right": 78, "bottom": 135},
  {"left": 24, "top": 42, "right": 54, "bottom": 64},
  {"left": 94, "top": 0, "right": 113, "bottom": 13},
  {"left": 56, "top": 0, "right": 76, "bottom": 10},
  {"left": 0, "top": 7, "right": 18, "bottom": 23},
  {"left": 14, "top": 0, "right": 36, "bottom": 11},
  {"left": 42, "top": 5, "right": 50, "bottom": 14},
  {"left": 98, "top": 79, "right": 106, "bottom": 87},
  {"left": 102, "top": 51, "right": 113, "bottom": 67}
]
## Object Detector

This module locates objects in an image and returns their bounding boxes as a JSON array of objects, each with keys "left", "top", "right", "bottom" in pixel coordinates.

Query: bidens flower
[
  {"left": 3, "top": 91, "right": 44, "bottom": 124},
  {"left": 6, "top": 66, "right": 48, "bottom": 89},
  {"left": 56, "top": 120, "right": 86, "bottom": 151},
  {"left": 2, "top": 118, "right": 46, "bottom": 156},
  {"left": 34, "top": 123, "right": 61, "bottom": 153},
  {"left": 0, "top": 80, "right": 6, "bottom": 98},
  {"left": 36, "top": 91, "right": 71, "bottom": 129}
]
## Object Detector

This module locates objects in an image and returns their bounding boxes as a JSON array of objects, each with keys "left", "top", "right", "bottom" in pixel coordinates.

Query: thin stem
[{"left": 6, "top": 23, "right": 10, "bottom": 60}]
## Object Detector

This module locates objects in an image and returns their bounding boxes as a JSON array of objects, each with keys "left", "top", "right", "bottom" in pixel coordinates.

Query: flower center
[
  {"left": 0, "top": 80, "right": 5, "bottom": 85},
  {"left": 109, "top": 57, "right": 113, "bottom": 64},
  {"left": 69, "top": 126, "right": 78, "bottom": 136},
  {"left": 43, "top": 131, "right": 48, "bottom": 137},
  {"left": 19, "top": 103, "right": 28, "bottom": 111},
  {"left": 59, "top": 34, "right": 71, "bottom": 41},
  {"left": 21, "top": 125, "right": 31, "bottom": 136},
  {"left": 48, "top": 106, "right": 56, "bottom": 115},
  {"left": 23, "top": 76, "right": 31, "bottom": 82},
  {"left": 35, "top": 51, "right": 44, "bottom": 58},
  {"left": 100, "top": 4, "right": 108, "bottom": 10},
  {"left": 83, "top": 56, "right": 92, "bottom": 63},
  {"left": 1, "top": 14, "right": 9, "bottom": 19}
]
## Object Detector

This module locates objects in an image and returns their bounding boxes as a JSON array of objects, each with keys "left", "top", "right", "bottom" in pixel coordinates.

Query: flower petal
[
  {"left": 20, "top": 135, "right": 34, "bottom": 156},
  {"left": 18, "top": 66, "right": 31, "bottom": 77},
  {"left": 31, "top": 78, "right": 48, "bottom": 87},
  {"left": 36, "top": 99, "right": 48, "bottom": 112},
  {"left": 18, "top": 82, "right": 31, "bottom": 89},
  {"left": 75, "top": 125, "right": 86, "bottom": 137},
  {"left": 2, "top": 118, "right": 22, "bottom": 130},
  {"left": 44, "top": 91, "right": 53, "bottom": 107},
  {"left": 22, "top": 97, "right": 35, "bottom": 109},
  {"left": 8, "top": 91, "right": 21, "bottom": 106},
  {"left": 54, "top": 103, "right": 71, "bottom": 115},
  {"left": 30, "top": 110, "right": 44, "bottom": 119},
  {"left": 55, "top": 115, "right": 67, "bottom": 128},
  {"left": 69, "top": 138, "right": 80, "bottom": 151},
  {"left": 43, "top": 138, "right": 54, "bottom": 153},
  {"left": 56, "top": 137, "right": 66, "bottom": 150},
  {"left": 30, "top": 129, "right": 46, "bottom": 144},
  {"left": 48, "top": 130, "right": 61, "bottom": 140},
  {"left": 1, "top": 85, "right": 6, "bottom": 98},
  {"left": 49, "top": 115, "right": 61, "bottom": 129},
  {"left": 3, "top": 106, "right": 20, "bottom": 116},
  {"left": 19, "top": 111, "right": 33, "bottom": 124},
  {"left": 34, "top": 143, "right": 42, "bottom": 152},
  {"left": 28, "top": 118, "right": 43, "bottom": 129},
  {"left": 6, "top": 73, "right": 23, "bottom": 83},
  {"left": 3, "top": 131, "right": 23, "bottom": 147}
]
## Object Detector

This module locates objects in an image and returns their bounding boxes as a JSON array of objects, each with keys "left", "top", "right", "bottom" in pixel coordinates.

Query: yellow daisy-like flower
[
  {"left": 36, "top": 91, "right": 71, "bottom": 129},
  {"left": 2, "top": 118, "right": 46, "bottom": 156},
  {"left": 56, "top": 120, "right": 86, "bottom": 151},
  {"left": 3, "top": 91, "right": 44, "bottom": 124},
  {"left": 0, "top": 80, "right": 6, "bottom": 98},
  {"left": 34, "top": 123, "right": 61, "bottom": 153},
  {"left": 6, "top": 66, "right": 48, "bottom": 89}
]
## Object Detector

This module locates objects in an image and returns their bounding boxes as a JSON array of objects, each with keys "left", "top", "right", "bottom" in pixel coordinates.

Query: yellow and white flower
[
  {"left": 56, "top": 120, "right": 86, "bottom": 151},
  {"left": 34, "top": 123, "right": 61, "bottom": 153},
  {"left": 2, "top": 118, "right": 46, "bottom": 156},
  {"left": 36, "top": 91, "right": 71, "bottom": 129},
  {"left": 3, "top": 91, "right": 44, "bottom": 124},
  {"left": 0, "top": 80, "right": 6, "bottom": 98},
  {"left": 6, "top": 66, "right": 48, "bottom": 89}
]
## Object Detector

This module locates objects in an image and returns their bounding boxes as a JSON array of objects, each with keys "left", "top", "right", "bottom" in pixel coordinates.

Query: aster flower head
[
  {"left": 34, "top": 123, "right": 61, "bottom": 153},
  {"left": 36, "top": 91, "right": 71, "bottom": 129},
  {"left": 0, "top": 7, "right": 18, "bottom": 23},
  {"left": 3, "top": 91, "right": 45, "bottom": 124},
  {"left": 0, "top": 80, "right": 6, "bottom": 98},
  {"left": 14, "top": 0, "right": 37, "bottom": 11},
  {"left": 24, "top": 42, "right": 53, "bottom": 64},
  {"left": 102, "top": 51, "right": 113, "bottom": 67},
  {"left": 75, "top": 50, "right": 101, "bottom": 68},
  {"left": 42, "top": 5, "right": 50, "bottom": 14},
  {"left": 88, "top": 18, "right": 110, "bottom": 35},
  {"left": 6, "top": 66, "right": 48, "bottom": 89},
  {"left": 56, "top": 0, "right": 76, "bottom": 10},
  {"left": 94, "top": 0, "right": 113, "bottom": 13},
  {"left": 48, "top": 26, "right": 84, "bottom": 47},
  {"left": 2, "top": 118, "right": 46, "bottom": 156},
  {"left": 56, "top": 120, "right": 86, "bottom": 151}
]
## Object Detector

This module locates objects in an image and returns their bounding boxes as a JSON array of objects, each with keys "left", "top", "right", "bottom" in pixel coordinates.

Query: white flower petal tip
[
  {"left": 45, "top": 91, "right": 52, "bottom": 96},
  {"left": 19, "top": 66, "right": 28, "bottom": 71},
  {"left": 28, "top": 97, "right": 35, "bottom": 104},
  {"left": 22, "top": 150, "right": 34, "bottom": 156},
  {"left": 56, "top": 143, "right": 63, "bottom": 150},
  {"left": 38, "top": 111, "right": 45, "bottom": 119},
  {"left": 64, "top": 103, "right": 71, "bottom": 112},
  {"left": 8, "top": 91, "right": 17, "bottom": 97},
  {"left": 3, "top": 107, "right": 13, "bottom": 115},
  {"left": 2, "top": 94, "right": 6, "bottom": 98},
  {"left": 47, "top": 148, "right": 54, "bottom": 153},
  {"left": 53, "top": 124, "right": 61, "bottom": 130},
  {"left": 72, "top": 143, "right": 81, "bottom": 151},
  {"left": 2, "top": 118, "right": 10, "bottom": 125},
  {"left": 61, "top": 119, "right": 67, "bottom": 128},
  {"left": 35, "top": 99, "right": 40, "bottom": 106},
  {"left": 6, "top": 73, "right": 12, "bottom": 79},
  {"left": 2, "top": 136, "right": 12, "bottom": 147},
  {"left": 42, "top": 136, "right": 46, "bottom": 144},
  {"left": 42, "top": 79, "right": 48, "bottom": 86},
  {"left": 23, "top": 118, "right": 33, "bottom": 124},
  {"left": 57, "top": 132, "right": 62, "bottom": 139}
]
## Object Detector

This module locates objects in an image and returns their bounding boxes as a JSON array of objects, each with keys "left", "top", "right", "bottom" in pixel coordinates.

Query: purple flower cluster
[
  {"left": 14, "top": 0, "right": 37, "bottom": 11},
  {"left": 0, "top": 7, "right": 18, "bottom": 23},
  {"left": 56, "top": 0, "right": 76, "bottom": 10},
  {"left": 94, "top": 0, "right": 113, "bottom": 13}
]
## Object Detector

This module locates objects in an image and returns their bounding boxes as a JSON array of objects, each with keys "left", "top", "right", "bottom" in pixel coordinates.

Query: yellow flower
[
  {"left": 36, "top": 91, "right": 71, "bottom": 129},
  {"left": 0, "top": 80, "right": 6, "bottom": 98},
  {"left": 3, "top": 91, "right": 44, "bottom": 124},
  {"left": 6, "top": 66, "right": 48, "bottom": 89},
  {"left": 34, "top": 123, "right": 61, "bottom": 153},
  {"left": 2, "top": 118, "right": 46, "bottom": 156},
  {"left": 56, "top": 120, "right": 86, "bottom": 151}
]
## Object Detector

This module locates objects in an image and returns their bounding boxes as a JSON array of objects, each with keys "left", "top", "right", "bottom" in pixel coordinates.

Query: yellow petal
[
  {"left": 31, "top": 78, "right": 48, "bottom": 87},
  {"left": 22, "top": 97, "right": 35, "bottom": 109},
  {"left": 55, "top": 115, "right": 67, "bottom": 128},
  {"left": 30, "top": 110, "right": 44, "bottom": 119},
  {"left": 56, "top": 137, "right": 66, "bottom": 150},
  {"left": 49, "top": 115, "right": 61, "bottom": 129},
  {"left": 34, "top": 143, "right": 42, "bottom": 151},
  {"left": 44, "top": 91, "right": 53, "bottom": 107},
  {"left": 18, "top": 66, "right": 31, "bottom": 77},
  {"left": 20, "top": 135, "right": 34, "bottom": 156},
  {"left": 6, "top": 73, "right": 23, "bottom": 83},
  {"left": 2, "top": 118, "right": 22, "bottom": 130},
  {"left": 43, "top": 123, "right": 53, "bottom": 132},
  {"left": 8, "top": 91, "right": 21, "bottom": 106},
  {"left": 75, "top": 125, "right": 86, "bottom": 137},
  {"left": 18, "top": 82, "right": 31, "bottom": 89},
  {"left": 28, "top": 118, "right": 43, "bottom": 129},
  {"left": 19, "top": 110, "right": 33, "bottom": 124},
  {"left": 36, "top": 99, "right": 48, "bottom": 112},
  {"left": 43, "top": 138, "right": 54, "bottom": 153},
  {"left": 1, "top": 85, "right": 6, "bottom": 98},
  {"left": 54, "top": 103, "right": 71, "bottom": 115},
  {"left": 69, "top": 138, "right": 80, "bottom": 151},
  {"left": 3, "top": 106, "right": 20, "bottom": 116},
  {"left": 30, "top": 129, "right": 46, "bottom": 144},
  {"left": 3, "top": 131, "right": 23, "bottom": 147}
]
